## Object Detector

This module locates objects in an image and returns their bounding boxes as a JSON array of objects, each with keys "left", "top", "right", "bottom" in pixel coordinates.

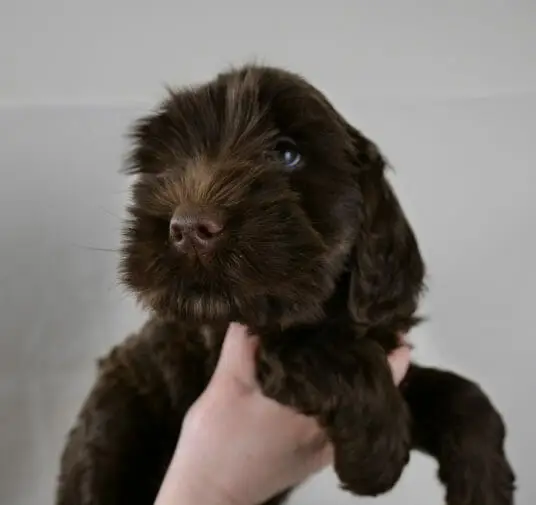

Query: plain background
[{"left": 1, "top": 1, "right": 535, "bottom": 504}]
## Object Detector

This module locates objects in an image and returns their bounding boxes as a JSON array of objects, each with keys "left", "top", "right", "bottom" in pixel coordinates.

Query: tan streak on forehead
[
  {"left": 153, "top": 158, "right": 216, "bottom": 209},
  {"left": 221, "top": 69, "right": 267, "bottom": 149},
  {"left": 180, "top": 158, "right": 217, "bottom": 204},
  {"left": 224, "top": 67, "right": 260, "bottom": 110}
]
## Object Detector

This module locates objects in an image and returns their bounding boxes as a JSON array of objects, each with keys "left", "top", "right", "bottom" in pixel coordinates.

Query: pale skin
[{"left": 154, "top": 323, "right": 412, "bottom": 505}]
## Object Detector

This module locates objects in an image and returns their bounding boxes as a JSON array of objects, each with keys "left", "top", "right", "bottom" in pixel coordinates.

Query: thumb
[{"left": 210, "top": 322, "right": 260, "bottom": 389}]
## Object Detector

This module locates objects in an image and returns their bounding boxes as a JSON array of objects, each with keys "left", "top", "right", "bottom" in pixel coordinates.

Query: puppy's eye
[{"left": 274, "top": 139, "right": 302, "bottom": 170}]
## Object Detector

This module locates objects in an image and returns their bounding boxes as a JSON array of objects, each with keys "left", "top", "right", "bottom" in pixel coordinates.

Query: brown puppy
[{"left": 55, "top": 65, "right": 516, "bottom": 505}]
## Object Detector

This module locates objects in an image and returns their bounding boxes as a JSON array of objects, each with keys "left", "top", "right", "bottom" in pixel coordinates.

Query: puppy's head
[{"left": 120, "top": 65, "right": 425, "bottom": 331}]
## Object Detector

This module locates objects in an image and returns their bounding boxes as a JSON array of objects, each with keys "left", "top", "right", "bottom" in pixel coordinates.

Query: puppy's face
[{"left": 120, "top": 65, "right": 424, "bottom": 330}]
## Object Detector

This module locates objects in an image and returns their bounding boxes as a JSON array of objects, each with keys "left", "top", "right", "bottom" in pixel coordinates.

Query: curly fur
[{"left": 55, "top": 64, "right": 516, "bottom": 505}]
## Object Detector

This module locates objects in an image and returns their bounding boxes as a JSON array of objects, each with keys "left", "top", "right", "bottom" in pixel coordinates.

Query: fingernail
[{"left": 227, "top": 321, "right": 246, "bottom": 336}]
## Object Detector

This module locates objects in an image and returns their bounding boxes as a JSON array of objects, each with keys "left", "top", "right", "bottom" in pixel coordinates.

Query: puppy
[{"left": 55, "top": 65, "right": 516, "bottom": 505}]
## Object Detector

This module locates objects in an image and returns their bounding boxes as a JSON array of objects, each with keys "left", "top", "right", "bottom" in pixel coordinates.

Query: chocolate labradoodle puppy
[{"left": 55, "top": 64, "right": 516, "bottom": 505}]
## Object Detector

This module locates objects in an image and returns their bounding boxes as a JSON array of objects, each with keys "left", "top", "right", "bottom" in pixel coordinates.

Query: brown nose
[{"left": 169, "top": 207, "right": 225, "bottom": 252}]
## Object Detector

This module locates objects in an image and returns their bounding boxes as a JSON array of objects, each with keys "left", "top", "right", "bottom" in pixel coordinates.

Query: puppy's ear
[{"left": 346, "top": 124, "right": 425, "bottom": 331}]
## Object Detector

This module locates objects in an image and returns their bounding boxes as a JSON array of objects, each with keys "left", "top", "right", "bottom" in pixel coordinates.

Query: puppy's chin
[{"left": 130, "top": 260, "right": 338, "bottom": 330}]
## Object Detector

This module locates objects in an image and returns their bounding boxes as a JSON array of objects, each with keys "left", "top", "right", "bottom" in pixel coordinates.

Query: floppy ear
[{"left": 345, "top": 124, "right": 426, "bottom": 332}]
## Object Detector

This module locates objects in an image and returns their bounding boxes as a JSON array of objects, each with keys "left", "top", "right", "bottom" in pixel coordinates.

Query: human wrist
[
  {"left": 158, "top": 477, "right": 234, "bottom": 505},
  {"left": 154, "top": 451, "right": 244, "bottom": 505}
]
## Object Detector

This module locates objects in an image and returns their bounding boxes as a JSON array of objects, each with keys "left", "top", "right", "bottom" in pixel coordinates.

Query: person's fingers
[
  {"left": 300, "top": 437, "right": 334, "bottom": 475},
  {"left": 387, "top": 344, "right": 411, "bottom": 385},
  {"left": 317, "top": 443, "right": 334, "bottom": 468},
  {"left": 396, "top": 332, "right": 414, "bottom": 349},
  {"left": 214, "top": 322, "right": 410, "bottom": 391},
  {"left": 210, "top": 322, "right": 260, "bottom": 389}
]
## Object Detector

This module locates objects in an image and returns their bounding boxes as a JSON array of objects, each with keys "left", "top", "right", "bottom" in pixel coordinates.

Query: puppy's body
[{"left": 55, "top": 65, "right": 515, "bottom": 505}]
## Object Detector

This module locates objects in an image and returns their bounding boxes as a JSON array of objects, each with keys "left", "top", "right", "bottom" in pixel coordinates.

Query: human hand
[{"left": 154, "top": 323, "right": 412, "bottom": 505}]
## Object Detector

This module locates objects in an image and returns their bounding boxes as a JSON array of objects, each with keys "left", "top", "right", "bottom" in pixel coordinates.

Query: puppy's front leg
[
  {"left": 256, "top": 331, "right": 411, "bottom": 497},
  {"left": 55, "top": 322, "right": 209, "bottom": 505}
]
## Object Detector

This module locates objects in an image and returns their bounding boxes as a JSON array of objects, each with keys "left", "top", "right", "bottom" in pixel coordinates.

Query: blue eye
[{"left": 274, "top": 140, "right": 302, "bottom": 170}]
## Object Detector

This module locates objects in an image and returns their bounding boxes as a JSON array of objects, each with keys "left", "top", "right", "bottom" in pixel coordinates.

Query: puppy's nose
[{"left": 169, "top": 206, "right": 225, "bottom": 252}]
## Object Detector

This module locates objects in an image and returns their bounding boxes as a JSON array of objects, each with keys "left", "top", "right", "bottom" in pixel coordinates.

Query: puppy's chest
[
  {"left": 131, "top": 316, "right": 397, "bottom": 419},
  {"left": 194, "top": 318, "right": 374, "bottom": 404}
]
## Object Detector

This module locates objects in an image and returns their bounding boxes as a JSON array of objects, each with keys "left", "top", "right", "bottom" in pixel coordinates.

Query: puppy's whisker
[
  {"left": 72, "top": 244, "right": 120, "bottom": 253},
  {"left": 97, "top": 207, "right": 124, "bottom": 221}
]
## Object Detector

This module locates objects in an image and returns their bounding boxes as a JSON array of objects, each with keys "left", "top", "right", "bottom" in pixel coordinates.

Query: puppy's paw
[
  {"left": 331, "top": 394, "right": 411, "bottom": 496},
  {"left": 440, "top": 449, "right": 515, "bottom": 505},
  {"left": 434, "top": 380, "right": 516, "bottom": 505}
]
